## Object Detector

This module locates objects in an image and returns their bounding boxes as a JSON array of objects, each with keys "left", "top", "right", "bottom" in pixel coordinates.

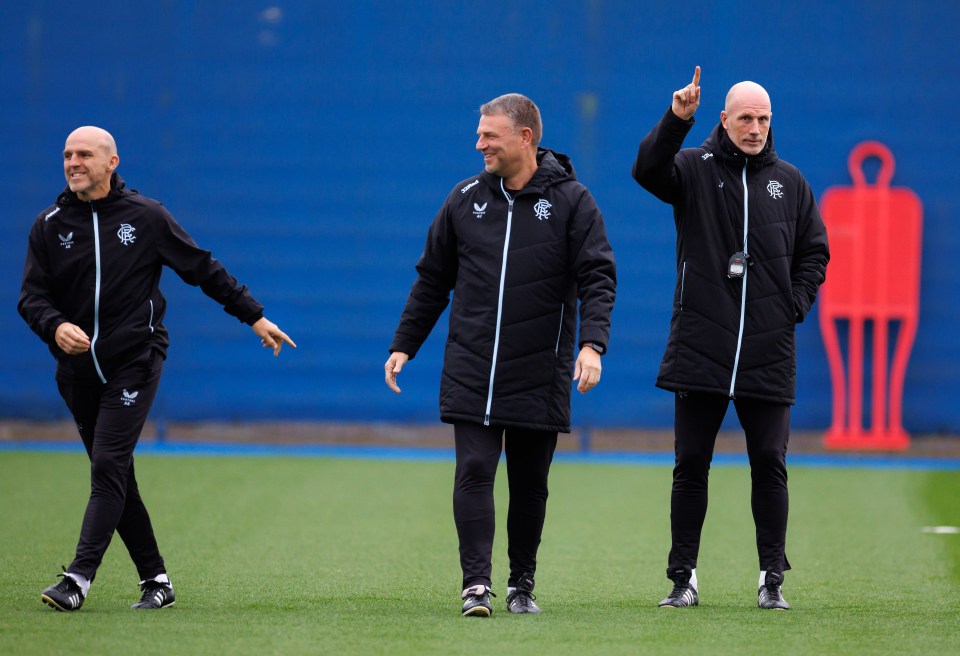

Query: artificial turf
[{"left": 0, "top": 451, "right": 957, "bottom": 655}]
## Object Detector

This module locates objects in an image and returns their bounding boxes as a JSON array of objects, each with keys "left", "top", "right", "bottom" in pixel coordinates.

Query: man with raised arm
[{"left": 632, "top": 68, "right": 828, "bottom": 610}]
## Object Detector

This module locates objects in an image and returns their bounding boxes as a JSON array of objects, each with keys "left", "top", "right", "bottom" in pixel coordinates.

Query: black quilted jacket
[
  {"left": 632, "top": 109, "right": 829, "bottom": 404},
  {"left": 390, "top": 149, "right": 616, "bottom": 432}
]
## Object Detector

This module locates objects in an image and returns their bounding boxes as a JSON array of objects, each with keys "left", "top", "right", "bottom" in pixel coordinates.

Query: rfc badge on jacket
[{"left": 533, "top": 199, "right": 552, "bottom": 220}]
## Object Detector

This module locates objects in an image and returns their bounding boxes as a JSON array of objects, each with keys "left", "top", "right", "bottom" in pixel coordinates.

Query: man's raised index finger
[{"left": 692, "top": 66, "right": 701, "bottom": 87}]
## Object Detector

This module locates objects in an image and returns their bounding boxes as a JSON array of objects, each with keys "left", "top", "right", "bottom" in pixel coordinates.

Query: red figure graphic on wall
[{"left": 819, "top": 142, "right": 922, "bottom": 450}]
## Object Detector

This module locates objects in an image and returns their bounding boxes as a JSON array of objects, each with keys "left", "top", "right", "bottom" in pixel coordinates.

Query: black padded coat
[
  {"left": 390, "top": 149, "right": 616, "bottom": 432},
  {"left": 632, "top": 109, "right": 829, "bottom": 404}
]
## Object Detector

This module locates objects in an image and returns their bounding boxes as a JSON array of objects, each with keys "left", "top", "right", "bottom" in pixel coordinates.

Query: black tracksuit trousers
[
  {"left": 56, "top": 349, "right": 166, "bottom": 582},
  {"left": 668, "top": 391, "right": 791, "bottom": 574},
  {"left": 453, "top": 423, "right": 558, "bottom": 590}
]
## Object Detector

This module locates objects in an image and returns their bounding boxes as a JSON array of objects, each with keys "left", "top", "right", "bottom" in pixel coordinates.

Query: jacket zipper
[
  {"left": 148, "top": 299, "right": 155, "bottom": 333},
  {"left": 679, "top": 261, "right": 687, "bottom": 308},
  {"left": 90, "top": 207, "right": 107, "bottom": 383},
  {"left": 554, "top": 303, "right": 564, "bottom": 354},
  {"left": 728, "top": 162, "right": 749, "bottom": 397},
  {"left": 485, "top": 180, "right": 514, "bottom": 426}
]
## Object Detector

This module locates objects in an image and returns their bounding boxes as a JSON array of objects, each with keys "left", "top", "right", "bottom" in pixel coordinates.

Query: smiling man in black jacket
[
  {"left": 385, "top": 94, "right": 616, "bottom": 617},
  {"left": 632, "top": 68, "right": 828, "bottom": 610},
  {"left": 19, "top": 126, "right": 295, "bottom": 612}
]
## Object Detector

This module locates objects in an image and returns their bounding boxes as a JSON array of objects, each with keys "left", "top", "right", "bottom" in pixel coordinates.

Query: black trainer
[
  {"left": 506, "top": 574, "right": 541, "bottom": 614},
  {"left": 659, "top": 567, "right": 698, "bottom": 608},
  {"left": 131, "top": 579, "right": 175, "bottom": 609},
  {"left": 461, "top": 584, "right": 495, "bottom": 617},
  {"left": 758, "top": 571, "right": 790, "bottom": 610},
  {"left": 41, "top": 569, "right": 85, "bottom": 612}
]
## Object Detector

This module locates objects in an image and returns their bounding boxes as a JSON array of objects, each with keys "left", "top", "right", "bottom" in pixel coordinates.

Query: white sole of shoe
[{"left": 462, "top": 606, "right": 491, "bottom": 617}]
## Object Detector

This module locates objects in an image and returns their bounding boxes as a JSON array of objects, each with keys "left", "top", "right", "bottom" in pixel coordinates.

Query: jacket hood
[
  {"left": 536, "top": 147, "right": 576, "bottom": 183},
  {"left": 703, "top": 124, "right": 779, "bottom": 171},
  {"left": 481, "top": 147, "right": 577, "bottom": 193},
  {"left": 57, "top": 172, "right": 128, "bottom": 206}
]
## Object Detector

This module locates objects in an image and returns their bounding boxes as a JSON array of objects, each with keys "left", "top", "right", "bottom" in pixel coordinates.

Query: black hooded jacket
[
  {"left": 390, "top": 149, "right": 616, "bottom": 432},
  {"left": 632, "top": 109, "right": 829, "bottom": 404},
  {"left": 18, "top": 173, "right": 264, "bottom": 383}
]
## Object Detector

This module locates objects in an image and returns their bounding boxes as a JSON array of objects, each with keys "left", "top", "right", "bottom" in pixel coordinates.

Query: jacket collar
[
  {"left": 481, "top": 148, "right": 576, "bottom": 195},
  {"left": 705, "top": 124, "right": 778, "bottom": 171},
  {"left": 57, "top": 172, "right": 127, "bottom": 206}
]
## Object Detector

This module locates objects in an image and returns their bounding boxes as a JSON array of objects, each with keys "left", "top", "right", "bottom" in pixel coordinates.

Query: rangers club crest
[
  {"left": 117, "top": 223, "right": 136, "bottom": 245},
  {"left": 533, "top": 198, "right": 552, "bottom": 221}
]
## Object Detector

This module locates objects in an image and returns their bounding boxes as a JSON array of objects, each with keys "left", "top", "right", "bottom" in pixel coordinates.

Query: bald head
[
  {"left": 67, "top": 126, "right": 117, "bottom": 157},
  {"left": 724, "top": 81, "right": 771, "bottom": 114},
  {"left": 720, "top": 81, "right": 772, "bottom": 156},
  {"left": 63, "top": 126, "right": 120, "bottom": 201}
]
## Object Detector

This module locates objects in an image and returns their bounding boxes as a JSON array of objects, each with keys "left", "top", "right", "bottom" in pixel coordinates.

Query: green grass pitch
[{"left": 0, "top": 451, "right": 957, "bottom": 655}]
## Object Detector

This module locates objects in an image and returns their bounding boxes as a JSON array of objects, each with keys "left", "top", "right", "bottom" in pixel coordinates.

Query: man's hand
[
  {"left": 384, "top": 352, "right": 410, "bottom": 394},
  {"left": 573, "top": 346, "right": 602, "bottom": 394},
  {"left": 672, "top": 66, "right": 701, "bottom": 120},
  {"left": 54, "top": 322, "right": 91, "bottom": 355},
  {"left": 252, "top": 317, "right": 296, "bottom": 356}
]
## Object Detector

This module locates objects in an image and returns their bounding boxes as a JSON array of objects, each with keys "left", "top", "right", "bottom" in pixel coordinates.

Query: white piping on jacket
[
  {"left": 728, "top": 161, "right": 749, "bottom": 397},
  {"left": 90, "top": 209, "right": 107, "bottom": 384},
  {"left": 484, "top": 179, "right": 515, "bottom": 426}
]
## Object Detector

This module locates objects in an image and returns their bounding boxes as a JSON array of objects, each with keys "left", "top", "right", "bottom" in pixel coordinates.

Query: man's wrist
[{"left": 582, "top": 342, "right": 605, "bottom": 355}]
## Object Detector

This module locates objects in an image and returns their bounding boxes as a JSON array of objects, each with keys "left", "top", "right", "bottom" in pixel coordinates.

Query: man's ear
[
  {"left": 521, "top": 126, "right": 534, "bottom": 147},
  {"left": 720, "top": 110, "right": 728, "bottom": 129}
]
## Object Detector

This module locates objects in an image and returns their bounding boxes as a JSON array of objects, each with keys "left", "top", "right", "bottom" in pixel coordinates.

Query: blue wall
[{"left": 2, "top": 1, "right": 958, "bottom": 433}]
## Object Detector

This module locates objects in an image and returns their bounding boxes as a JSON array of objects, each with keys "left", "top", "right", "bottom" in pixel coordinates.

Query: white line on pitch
[{"left": 921, "top": 526, "right": 960, "bottom": 534}]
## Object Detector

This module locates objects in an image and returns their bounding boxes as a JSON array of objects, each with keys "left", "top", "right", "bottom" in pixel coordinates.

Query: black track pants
[
  {"left": 453, "top": 423, "right": 558, "bottom": 590},
  {"left": 668, "top": 392, "right": 791, "bottom": 574},
  {"left": 57, "top": 349, "right": 166, "bottom": 582}
]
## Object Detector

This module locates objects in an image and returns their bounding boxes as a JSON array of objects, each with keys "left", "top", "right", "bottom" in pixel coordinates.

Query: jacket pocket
[
  {"left": 554, "top": 303, "right": 564, "bottom": 355},
  {"left": 147, "top": 299, "right": 155, "bottom": 333},
  {"left": 677, "top": 261, "right": 687, "bottom": 309}
]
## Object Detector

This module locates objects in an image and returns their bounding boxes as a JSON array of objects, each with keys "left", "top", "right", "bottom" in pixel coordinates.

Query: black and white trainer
[
  {"left": 461, "top": 584, "right": 495, "bottom": 617},
  {"left": 658, "top": 567, "right": 699, "bottom": 608},
  {"left": 758, "top": 571, "right": 790, "bottom": 610},
  {"left": 131, "top": 579, "right": 176, "bottom": 609},
  {"left": 41, "top": 570, "right": 85, "bottom": 612},
  {"left": 506, "top": 575, "right": 541, "bottom": 614}
]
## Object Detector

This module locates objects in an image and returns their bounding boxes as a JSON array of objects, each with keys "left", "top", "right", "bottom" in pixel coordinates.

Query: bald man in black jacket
[
  {"left": 632, "top": 68, "right": 828, "bottom": 610},
  {"left": 20, "top": 126, "right": 295, "bottom": 612}
]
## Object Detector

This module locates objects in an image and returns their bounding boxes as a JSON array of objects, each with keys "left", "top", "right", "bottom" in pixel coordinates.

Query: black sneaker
[
  {"left": 758, "top": 571, "right": 790, "bottom": 610},
  {"left": 131, "top": 579, "right": 175, "bottom": 609},
  {"left": 506, "top": 574, "right": 541, "bottom": 614},
  {"left": 659, "top": 568, "right": 698, "bottom": 608},
  {"left": 41, "top": 569, "right": 85, "bottom": 612},
  {"left": 461, "top": 584, "right": 494, "bottom": 617}
]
